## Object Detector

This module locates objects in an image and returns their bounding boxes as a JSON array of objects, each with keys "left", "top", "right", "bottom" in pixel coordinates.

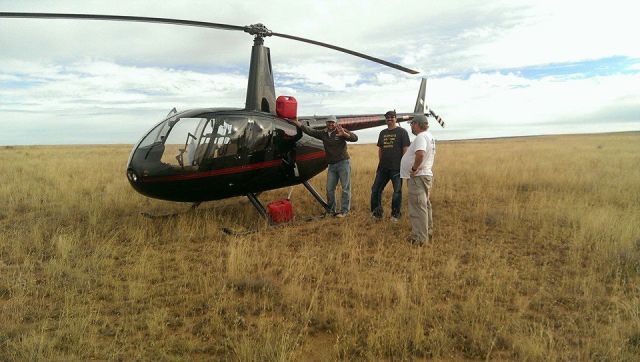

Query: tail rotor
[{"left": 414, "top": 78, "right": 445, "bottom": 128}]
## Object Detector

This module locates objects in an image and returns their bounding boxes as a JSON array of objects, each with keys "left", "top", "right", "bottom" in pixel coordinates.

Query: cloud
[
  {"left": 0, "top": 60, "right": 247, "bottom": 111},
  {"left": 0, "top": 0, "right": 639, "bottom": 145},
  {"left": 430, "top": 72, "right": 640, "bottom": 134}
]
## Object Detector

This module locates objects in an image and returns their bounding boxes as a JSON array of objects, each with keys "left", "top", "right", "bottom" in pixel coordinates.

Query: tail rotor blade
[{"left": 427, "top": 108, "right": 445, "bottom": 128}]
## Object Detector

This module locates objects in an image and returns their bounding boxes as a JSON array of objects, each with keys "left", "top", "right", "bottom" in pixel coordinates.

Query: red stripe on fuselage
[
  {"left": 295, "top": 150, "right": 325, "bottom": 161},
  {"left": 140, "top": 150, "right": 326, "bottom": 183}
]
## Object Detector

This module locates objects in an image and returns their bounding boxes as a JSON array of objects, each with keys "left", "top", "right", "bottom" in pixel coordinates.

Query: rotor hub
[{"left": 244, "top": 23, "right": 272, "bottom": 38}]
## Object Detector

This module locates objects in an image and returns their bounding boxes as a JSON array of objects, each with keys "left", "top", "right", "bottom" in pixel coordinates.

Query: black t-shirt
[{"left": 377, "top": 127, "right": 410, "bottom": 170}]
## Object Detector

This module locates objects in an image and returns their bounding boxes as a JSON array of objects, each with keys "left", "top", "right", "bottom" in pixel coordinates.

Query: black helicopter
[{"left": 0, "top": 12, "right": 445, "bottom": 220}]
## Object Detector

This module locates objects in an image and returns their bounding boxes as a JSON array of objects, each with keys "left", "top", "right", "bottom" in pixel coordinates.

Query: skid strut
[
  {"left": 246, "top": 192, "right": 273, "bottom": 225},
  {"left": 303, "top": 181, "right": 331, "bottom": 213},
  {"left": 245, "top": 182, "right": 330, "bottom": 225}
]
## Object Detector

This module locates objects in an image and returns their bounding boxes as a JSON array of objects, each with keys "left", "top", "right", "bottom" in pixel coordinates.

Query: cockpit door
[
  {"left": 245, "top": 117, "right": 274, "bottom": 163},
  {"left": 198, "top": 116, "right": 249, "bottom": 169}
]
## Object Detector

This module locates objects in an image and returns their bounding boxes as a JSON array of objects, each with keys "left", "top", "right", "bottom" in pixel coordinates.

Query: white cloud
[
  {"left": 431, "top": 72, "right": 640, "bottom": 134},
  {"left": 0, "top": 0, "right": 638, "bottom": 145},
  {"left": 452, "top": 1, "right": 639, "bottom": 70}
]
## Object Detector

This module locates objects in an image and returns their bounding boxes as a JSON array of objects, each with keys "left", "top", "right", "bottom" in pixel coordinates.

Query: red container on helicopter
[
  {"left": 267, "top": 199, "right": 294, "bottom": 224},
  {"left": 276, "top": 96, "right": 297, "bottom": 119}
]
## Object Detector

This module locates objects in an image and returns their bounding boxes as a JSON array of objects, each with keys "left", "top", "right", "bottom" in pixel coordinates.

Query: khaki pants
[{"left": 407, "top": 175, "right": 433, "bottom": 243}]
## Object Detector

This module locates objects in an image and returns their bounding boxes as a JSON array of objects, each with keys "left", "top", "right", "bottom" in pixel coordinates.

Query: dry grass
[{"left": 1, "top": 132, "right": 639, "bottom": 360}]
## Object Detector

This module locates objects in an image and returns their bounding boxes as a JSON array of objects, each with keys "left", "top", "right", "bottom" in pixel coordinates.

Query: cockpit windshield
[
  {"left": 137, "top": 117, "right": 172, "bottom": 149},
  {"left": 159, "top": 118, "right": 206, "bottom": 167},
  {"left": 128, "top": 111, "right": 285, "bottom": 181}
]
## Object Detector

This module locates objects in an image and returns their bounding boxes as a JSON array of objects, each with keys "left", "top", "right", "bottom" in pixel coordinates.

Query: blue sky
[
  {"left": 1, "top": 0, "right": 639, "bottom": 145},
  {"left": 444, "top": 56, "right": 640, "bottom": 80}
]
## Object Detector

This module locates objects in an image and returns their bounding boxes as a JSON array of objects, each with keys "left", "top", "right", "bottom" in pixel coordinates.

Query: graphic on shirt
[
  {"left": 382, "top": 133, "right": 397, "bottom": 148},
  {"left": 377, "top": 127, "right": 410, "bottom": 170}
]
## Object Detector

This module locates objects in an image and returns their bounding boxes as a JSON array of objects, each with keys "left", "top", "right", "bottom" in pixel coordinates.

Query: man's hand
[
  {"left": 335, "top": 124, "right": 349, "bottom": 138},
  {"left": 287, "top": 118, "right": 302, "bottom": 128}
]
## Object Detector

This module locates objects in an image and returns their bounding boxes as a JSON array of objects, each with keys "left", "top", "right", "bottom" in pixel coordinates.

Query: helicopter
[{"left": 0, "top": 12, "right": 445, "bottom": 221}]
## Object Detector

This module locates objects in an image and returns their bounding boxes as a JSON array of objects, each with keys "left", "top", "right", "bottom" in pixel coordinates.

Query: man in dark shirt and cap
[
  {"left": 289, "top": 116, "right": 358, "bottom": 217},
  {"left": 371, "top": 110, "right": 410, "bottom": 221}
]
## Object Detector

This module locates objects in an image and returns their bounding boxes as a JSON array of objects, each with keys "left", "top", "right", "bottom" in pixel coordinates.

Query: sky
[{"left": 1, "top": 0, "right": 639, "bottom": 145}]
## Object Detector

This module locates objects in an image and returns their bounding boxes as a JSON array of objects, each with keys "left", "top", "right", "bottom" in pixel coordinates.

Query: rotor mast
[{"left": 244, "top": 24, "right": 276, "bottom": 114}]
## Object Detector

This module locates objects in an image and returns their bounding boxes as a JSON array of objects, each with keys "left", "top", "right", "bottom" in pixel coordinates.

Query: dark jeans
[{"left": 370, "top": 167, "right": 402, "bottom": 218}]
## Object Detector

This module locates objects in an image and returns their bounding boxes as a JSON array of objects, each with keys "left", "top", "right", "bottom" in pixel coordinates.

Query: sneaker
[
  {"left": 391, "top": 216, "right": 399, "bottom": 223},
  {"left": 407, "top": 237, "right": 425, "bottom": 246},
  {"left": 372, "top": 213, "right": 382, "bottom": 220},
  {"left": 335, "top": 213, "right": 346, "bottom": 218}
]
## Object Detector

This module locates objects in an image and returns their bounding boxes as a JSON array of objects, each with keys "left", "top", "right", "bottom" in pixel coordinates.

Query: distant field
[{"left": 1, "top": 132, "right": 639, "bottom": 360}]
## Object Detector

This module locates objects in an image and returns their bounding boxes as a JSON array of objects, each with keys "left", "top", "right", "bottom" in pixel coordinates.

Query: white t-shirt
[{"left": 400, "top": 130, "right": 435, "bottom": 179}]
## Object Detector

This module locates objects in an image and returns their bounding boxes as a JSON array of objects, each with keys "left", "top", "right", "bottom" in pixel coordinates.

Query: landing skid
[
  {"left": 141, "top": 202, "right": 202, "bottom": 219},
  {"left": 143, "top": 181, "right": 330, "bottom": 228},
  {"left": 222, "top": 226, "right": 258, "bottom": 236}
]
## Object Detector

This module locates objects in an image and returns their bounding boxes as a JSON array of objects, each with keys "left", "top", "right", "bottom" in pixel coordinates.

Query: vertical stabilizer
[
  {"left": 414, "top": 78, "right": 427, "bottom": 113},
  {"left": 245, "top": 38, "right": 276, "bottom": 113}
]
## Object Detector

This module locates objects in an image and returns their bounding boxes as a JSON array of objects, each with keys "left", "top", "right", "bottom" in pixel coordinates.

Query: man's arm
[
  {"left": 294, "top": 125, "right": 303, "bottom": 141},
  {"left": 336, "top": 124, "right": 358, "bottom": 142},
  {"left": 378, "top": 147, "right": 382, "bottom": 161},
  {"left": 288, "top": 118, "right": 324, "bottom": 139},
  {"left": 402, "top": 129, "right": 411, "bottom": 155},
  {"left": 411, "top": 150, "right": 426, "bottom": 176},
  {"left": 410, "top": 133, "right": 428, "bottom": 175}
]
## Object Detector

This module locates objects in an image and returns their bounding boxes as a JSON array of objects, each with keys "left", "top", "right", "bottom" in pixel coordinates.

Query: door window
[
  {"left": 209, "top": 117, "right": 248, "bottom": 159},
  {"left": 192, "top": 119, "right": 215, "bottom": 166}
]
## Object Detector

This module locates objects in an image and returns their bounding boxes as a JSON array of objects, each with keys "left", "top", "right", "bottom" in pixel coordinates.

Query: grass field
[{"left": 1, "top": 132, "right": 639, "bottom": 360}]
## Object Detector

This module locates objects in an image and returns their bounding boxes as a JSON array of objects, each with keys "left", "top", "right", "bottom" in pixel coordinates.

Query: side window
[
  {"left": 273, "top": 121, "right": 301, "bottom": 157},
  {"left": 193, "top": 119, "right": 215, "bottom": 166},
  {"left": 209, "top": 117, "right": 248, "bottom": 159},
  {"left": 276, "top": 121, "right": 299, "bottom": 138},
  {"left": 246, "top": 118, "right": 273, "bottom": 152}
]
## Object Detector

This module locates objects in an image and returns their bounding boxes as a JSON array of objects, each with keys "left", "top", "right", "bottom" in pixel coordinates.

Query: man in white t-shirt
[{"left": 400, "top": 114, "right": 436, "bottom": 245}]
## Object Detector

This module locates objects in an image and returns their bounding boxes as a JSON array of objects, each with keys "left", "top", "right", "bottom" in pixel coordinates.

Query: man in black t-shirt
[{"left": 371, "top": 110, "right": 411, "bottom": 220}]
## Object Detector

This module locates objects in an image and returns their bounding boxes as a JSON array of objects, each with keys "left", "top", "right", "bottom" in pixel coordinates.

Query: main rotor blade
[
  {"left": 1, "top": 12, "right": 419, "bottom": 74},
  {"left": 272, "top": 31, "right": 419, "bottom": 74},
  {"left": 0, "top": 12, "right": 246, "bottom": 32}
]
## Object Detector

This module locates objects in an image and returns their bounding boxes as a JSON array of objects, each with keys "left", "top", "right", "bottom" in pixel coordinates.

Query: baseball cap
[
  {"left": 384, "top": 110, "right": 396, "bottom": 118},
  {"left": 325, "top": 115, "right": 337, "bottom": 123},
  {"left": 410, "top": 114, "right": 428, "bottom": 126}
]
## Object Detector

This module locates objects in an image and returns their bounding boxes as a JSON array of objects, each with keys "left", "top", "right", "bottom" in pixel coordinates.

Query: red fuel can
[
  {"left": 276, "top": 96, "right": 297, "bottom": 119},
  {"left": 267, "top": 199, "right": 294, "bottom": 224}
]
